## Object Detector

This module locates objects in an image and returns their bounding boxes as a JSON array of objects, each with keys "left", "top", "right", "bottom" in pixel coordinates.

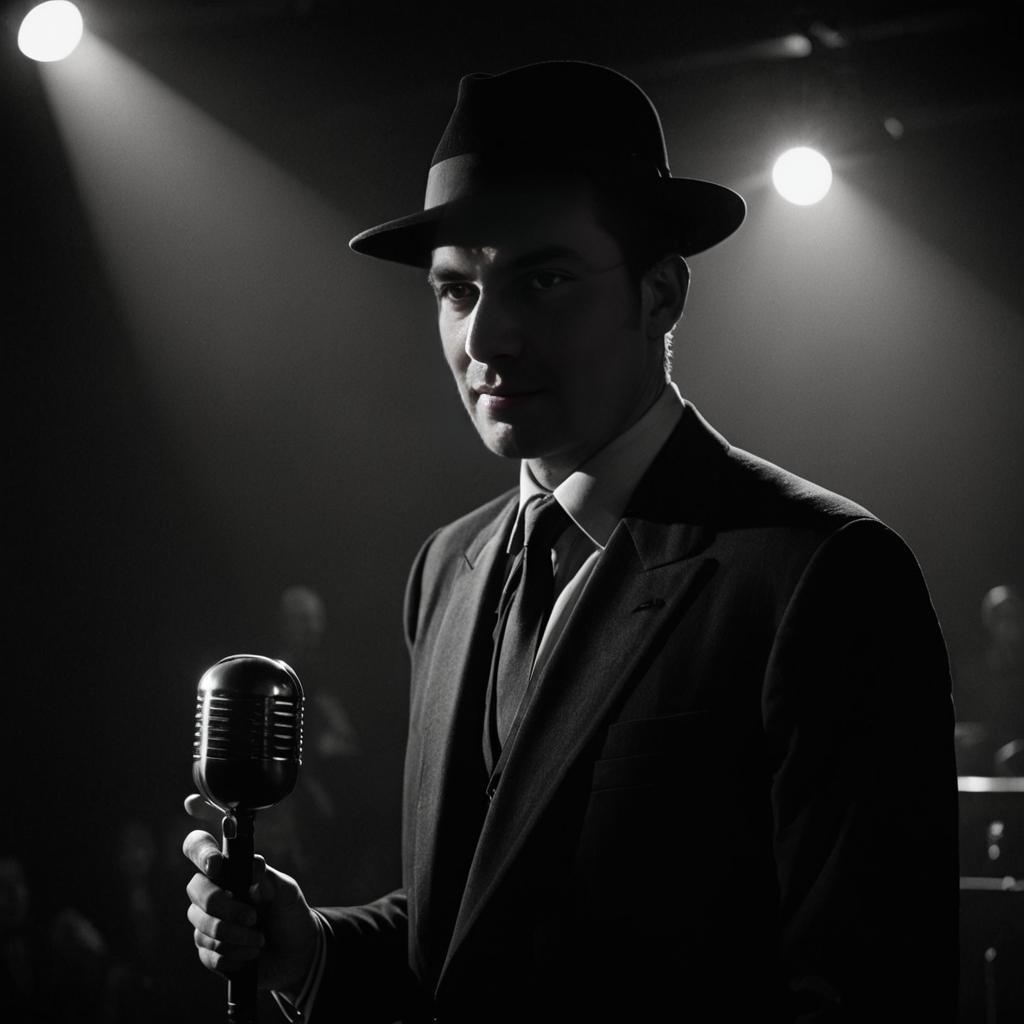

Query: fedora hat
[{"left": 349, "top": 60, "right": 745, "bottom": 267}]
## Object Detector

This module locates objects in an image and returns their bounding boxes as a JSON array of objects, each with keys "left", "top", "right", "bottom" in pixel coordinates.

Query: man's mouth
[{"left": 472, "top": 383, "right": 541, "bottom": 412}]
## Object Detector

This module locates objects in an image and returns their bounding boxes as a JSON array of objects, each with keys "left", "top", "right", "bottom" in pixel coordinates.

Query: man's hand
[{"left": 182, "top": 794, "right": 319, "bottom": 994}]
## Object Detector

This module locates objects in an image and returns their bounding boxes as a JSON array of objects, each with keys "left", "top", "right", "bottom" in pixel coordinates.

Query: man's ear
[{"left": 640, "top": 255, "right": 690, "bottom": 341}]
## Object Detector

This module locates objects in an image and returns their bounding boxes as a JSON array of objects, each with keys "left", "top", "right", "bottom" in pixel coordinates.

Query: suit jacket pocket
[
  {"left": 576, "top": 710, "right": 752, "bottom": 924},
  {"left": 591, "top": 710, "right": 716, "bottom": 791}
]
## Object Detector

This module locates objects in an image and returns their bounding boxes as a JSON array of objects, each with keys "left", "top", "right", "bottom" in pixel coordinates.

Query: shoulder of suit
[
  {"left": 724, "top": 445, "right": 876, "bottom": 528},
  {"left": 710, "top": 446, "right": 929, "bottom": 615},
  {"left": 659, "top": 402, "right": 877, "bottom": 537}
]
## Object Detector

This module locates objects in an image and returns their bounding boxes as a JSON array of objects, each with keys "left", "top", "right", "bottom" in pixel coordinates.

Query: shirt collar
[{"left": 509, "top": 382, "right": 684, "bottom": 553}]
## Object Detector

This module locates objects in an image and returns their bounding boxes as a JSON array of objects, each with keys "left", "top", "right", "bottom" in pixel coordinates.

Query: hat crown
[
  {"left": 431, "top": 61, "right": 671, "bottom": 177},
  {"left": 348, "top": 60, "right": 745, "bottom": 266}
]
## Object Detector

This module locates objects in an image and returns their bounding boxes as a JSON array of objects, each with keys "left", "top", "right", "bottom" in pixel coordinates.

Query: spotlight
[
  {"left": 771, "top": 147, "right": 833, "bottom": 206},
  {"left": 17, "top": 1, "right": 83, "bottom": 63}
]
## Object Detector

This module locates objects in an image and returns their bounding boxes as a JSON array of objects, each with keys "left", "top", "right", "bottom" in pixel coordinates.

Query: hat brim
[{"left": 349, "top": 177, "right": 745, "bottom": 267}]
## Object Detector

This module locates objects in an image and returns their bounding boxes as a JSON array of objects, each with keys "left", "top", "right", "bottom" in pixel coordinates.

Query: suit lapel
[{"left": 440, "top": 404, "right": 729, "bottom": 982}]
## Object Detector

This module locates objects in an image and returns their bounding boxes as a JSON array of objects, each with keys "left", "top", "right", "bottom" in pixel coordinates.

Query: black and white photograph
[{"left": 4, "top": 1, "right": 1023, "bottom": 1021}]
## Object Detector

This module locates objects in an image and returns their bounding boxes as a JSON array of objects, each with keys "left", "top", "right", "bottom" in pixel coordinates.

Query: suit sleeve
[
  {"left": 303, "top": 534, "right": 444, "bottom": 1022},
  {"left": 763, "top": 518, "right": 959, "bottom": 1021},
  {"left": 306, "top": 892, "right": 423, "bottom": 1022}
]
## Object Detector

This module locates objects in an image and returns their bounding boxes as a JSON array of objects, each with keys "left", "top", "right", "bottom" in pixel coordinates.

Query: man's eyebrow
[
  {"left": 426, "top": 265, "right": 466, "bottom": 289},
  {"left": 427, "top": 245, "right": 588, "bottom": 289},
  {"left": 503, "top": 245, "right": 588, "bottom": 271}
]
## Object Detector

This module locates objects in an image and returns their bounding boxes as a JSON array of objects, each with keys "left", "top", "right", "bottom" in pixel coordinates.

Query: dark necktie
[{"left": 485, "top": 495, "right": 571, "bottom": 770}]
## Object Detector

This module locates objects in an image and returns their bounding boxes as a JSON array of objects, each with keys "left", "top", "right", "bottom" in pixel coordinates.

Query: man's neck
[{"left": 526, "top": 380, "right": 668, "bottom": 491}]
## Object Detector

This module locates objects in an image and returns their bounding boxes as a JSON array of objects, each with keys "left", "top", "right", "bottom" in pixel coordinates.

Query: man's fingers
[
  {"left": 186, "top": 872, "right": 259, "bottom": 924},
  {"left": 195, "top": 940, "right": 260, "bottom": 976},
  {"left": 187, "top": 880, "right": 263, "bottom": 979},
  {"left": 249, "top": 855, "right": 271, "bottom": 901},
  {"left": 187, "top": 902, "right": 264, "bottom": 949},
  {"left": 184, "top": 833, "right": 272, "bottom": 911},
  {"left": 184, "top": 792, "right": 222, "bottom": 825},
  {"left": 182, "top": 829, "right": 225, "bottom": 882}
]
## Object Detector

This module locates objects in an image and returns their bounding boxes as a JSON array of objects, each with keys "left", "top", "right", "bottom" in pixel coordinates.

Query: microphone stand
[{"left": 221, "top": 810, "right": 258, "bottom": 1024}]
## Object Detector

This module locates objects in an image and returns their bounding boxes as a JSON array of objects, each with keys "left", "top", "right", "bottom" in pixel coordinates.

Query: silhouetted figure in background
[
  {"left": 268, "top": 585, "right": 373, "bottom": 903},
  {"left": 101, "top": 819, "right": 194, "bottom": 1023},
  {"left": 0, "top": 854, "right": 109, "bottom": 1023},
  {"left": 277, "top": 585, "right": 361, "bottom": 772},
  {"left": 0, "top": 854, "right": 49, "bottom": 1021},
  {"left": 956, "top": 584, "right": 1024, "bottom": 775}
]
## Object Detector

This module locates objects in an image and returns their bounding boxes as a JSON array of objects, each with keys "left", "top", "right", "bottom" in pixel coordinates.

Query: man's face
[{"left": 429, "top": 185, "right": 665, "bottom": 486}]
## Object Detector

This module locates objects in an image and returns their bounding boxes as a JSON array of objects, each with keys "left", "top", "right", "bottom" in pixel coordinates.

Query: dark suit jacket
[{"left": 314, "top": 403, "right": 959, "bottom": 1023}]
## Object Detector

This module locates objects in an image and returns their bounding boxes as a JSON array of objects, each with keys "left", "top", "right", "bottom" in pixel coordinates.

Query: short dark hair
[
  {"left": 583, "top": 172, "right": 686, "bottom": 377},
  {"left": 584, "top": 173, "right": 683, "bottom": 287}
]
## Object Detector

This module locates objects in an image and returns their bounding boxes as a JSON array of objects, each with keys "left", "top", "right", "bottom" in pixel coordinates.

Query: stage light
[
  {"left": 18, "top": 2, "right": 83, "bottom": 62},
  {"left": 772, "top": 147, "right": 833, "bottom": 206}
]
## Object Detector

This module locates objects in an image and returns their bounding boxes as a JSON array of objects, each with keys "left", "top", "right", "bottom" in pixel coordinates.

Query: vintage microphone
[{"left": 193, "top": 654, "right": 304, "bottom": 1024}]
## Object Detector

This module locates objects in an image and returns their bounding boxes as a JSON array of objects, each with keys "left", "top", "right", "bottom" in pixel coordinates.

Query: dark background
[{"left": 3, "top": 0, "right": 1022, "bottom": 1017}]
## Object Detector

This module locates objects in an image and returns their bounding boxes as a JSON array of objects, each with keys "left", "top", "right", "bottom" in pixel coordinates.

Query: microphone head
[{"left": 192, "top": 654, "right": 304, "bottom": 812}]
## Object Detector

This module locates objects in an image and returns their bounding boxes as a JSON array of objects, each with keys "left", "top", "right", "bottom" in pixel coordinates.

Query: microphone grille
[
  {"left": 192, "top": 654, "right": 305, "bottom": 812},
  {"left": 193, "top": 692, "right": 303, "bottom": 762}
]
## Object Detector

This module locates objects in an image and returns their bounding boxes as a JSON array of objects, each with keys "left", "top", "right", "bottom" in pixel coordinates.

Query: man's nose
[{"left": 463, "top": 291, "right": 523, "bottom": 364}]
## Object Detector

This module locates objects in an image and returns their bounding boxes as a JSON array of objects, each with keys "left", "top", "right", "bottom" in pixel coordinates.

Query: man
[{"left": 184, "top": 61, "right": 959, "bottom": 1021}]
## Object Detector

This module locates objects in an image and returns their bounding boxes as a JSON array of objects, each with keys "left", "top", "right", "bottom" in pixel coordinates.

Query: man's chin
[
  {"left": 476, "top": 423, "right": 528, "bottom": 461},
  {"left": 473, "top": 414, "right": 557, "bottom": 460}
]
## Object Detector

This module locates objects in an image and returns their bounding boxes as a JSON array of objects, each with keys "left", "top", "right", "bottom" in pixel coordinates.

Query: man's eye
[
  {"left": 527, "top": 271, "right": 570, "bottom": 291},
  {"left": 438, "top": 282, "right": 478, "bottom": 304}
]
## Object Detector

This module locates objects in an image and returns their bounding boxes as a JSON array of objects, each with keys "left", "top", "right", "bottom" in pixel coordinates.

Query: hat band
[
  {"left": 423, "top": 150, "right": 667, "bottom": 212},
  {"left": 424, "top": 154, "right": 483, "bottom": 210}
]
